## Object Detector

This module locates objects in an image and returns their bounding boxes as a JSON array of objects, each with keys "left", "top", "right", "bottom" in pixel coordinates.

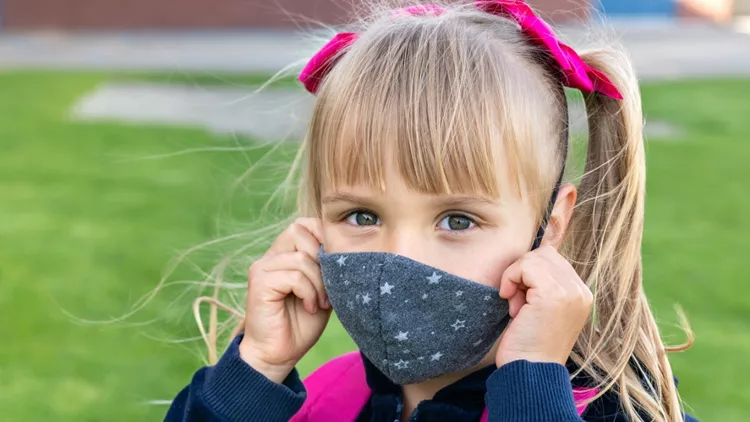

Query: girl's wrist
[{"left": 238, "top": 341, "right": 296, "bottom": 384}]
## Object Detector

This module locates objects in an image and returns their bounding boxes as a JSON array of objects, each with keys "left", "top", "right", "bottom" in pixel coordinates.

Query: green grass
[
  {"left": 0, "top": 70, "right": 312, "bottom": 421},
  {"left": 0, "top": 71, "right": 747, "bottom": 421}
]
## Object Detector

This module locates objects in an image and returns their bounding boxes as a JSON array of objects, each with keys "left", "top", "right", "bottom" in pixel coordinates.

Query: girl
[{"left": 166, "top": 1, "right": 696, "bottom": 421}]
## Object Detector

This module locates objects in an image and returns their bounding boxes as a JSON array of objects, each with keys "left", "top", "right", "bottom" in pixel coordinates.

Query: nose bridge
[{"left": 384, "top": 224, "right": 427, "bottom": 263}]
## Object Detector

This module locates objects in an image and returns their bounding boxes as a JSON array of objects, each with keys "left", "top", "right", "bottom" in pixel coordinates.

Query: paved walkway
[
  {"left": 23, "top": 19, "right": 742, "bottom": 142},
  {"left": 1, "top": 20, "right": 749, "bottom": 80}
]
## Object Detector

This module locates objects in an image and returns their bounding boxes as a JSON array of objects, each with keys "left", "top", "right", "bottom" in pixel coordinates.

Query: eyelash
[{"left": 341, "top": 210, "right": 479, "bottom": 233}]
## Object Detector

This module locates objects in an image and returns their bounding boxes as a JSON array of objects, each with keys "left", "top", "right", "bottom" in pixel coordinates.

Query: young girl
[{"left": 165, "top": 1, "right": 697, "bottom": 421}]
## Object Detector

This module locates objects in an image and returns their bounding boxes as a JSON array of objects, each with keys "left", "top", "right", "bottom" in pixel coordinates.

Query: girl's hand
[
  {"left": 239, "top": 218, "right": 331, "bottom": 384},
  {"left": 496, "top": 246, "right": 593, "bottom": 367}
]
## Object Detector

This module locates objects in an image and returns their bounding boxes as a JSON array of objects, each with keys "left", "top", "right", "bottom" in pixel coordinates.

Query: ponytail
[{"left": 562, "top": 47, "right": 693, "bottom": 422}]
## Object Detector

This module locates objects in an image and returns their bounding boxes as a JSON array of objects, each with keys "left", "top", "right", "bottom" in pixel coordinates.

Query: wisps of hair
[
  {"left": 183, "top": 3, "right": 693, "bottom": 422},
  {"left": 562, "top": 47, "right": 693, "bottom": 421}
]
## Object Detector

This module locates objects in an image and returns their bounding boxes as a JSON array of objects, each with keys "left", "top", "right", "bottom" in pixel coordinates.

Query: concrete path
[
  {"left": 1, "top": 20, "right": 750, "bottom": 80},
  {"left": 70, "top": 81, "right": 682, "bottom": 142},
  {"left": 71, "top": 82, "right": 313, "bottom": 141},
  {"left": 50, "top": 19, "right": 744, "bottom": 142}
]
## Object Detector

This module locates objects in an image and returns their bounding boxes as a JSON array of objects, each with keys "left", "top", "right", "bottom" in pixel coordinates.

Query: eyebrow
[
  {"left": 322, "top": 193, "right": 498, "bottom": 208},
  {"left": 321, "top": 193, "right": 378, "bottom": 207},
  {"left": 429, "top": 195, "right": 499, "bottom": 208}
]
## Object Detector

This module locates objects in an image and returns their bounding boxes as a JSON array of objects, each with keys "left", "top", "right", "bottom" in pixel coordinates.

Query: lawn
[{"left": 0, "top": 71, "right": 748, "bottom": 421}]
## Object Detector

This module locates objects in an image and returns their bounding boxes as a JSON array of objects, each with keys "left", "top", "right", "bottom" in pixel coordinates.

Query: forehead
[
  {"left": 319, "top": 151, "right": 517, "bottom": 203},
  {"left": 303, "top": 18, "right": 565, "bottom": 215}
]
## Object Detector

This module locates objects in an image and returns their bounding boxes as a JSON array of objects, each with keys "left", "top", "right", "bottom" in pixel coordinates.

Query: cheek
[
  {"left": 320, "top": 220, "right": 369, "bottom": 253},
  {"left": 469, "top": 251, "right": 520, "bottom": 289},
  {"left": 320, "top": 220, "right": 342, "bottom": 252},
  {"left": 439, "top": 231, "right": 529, "bottom": 289}
]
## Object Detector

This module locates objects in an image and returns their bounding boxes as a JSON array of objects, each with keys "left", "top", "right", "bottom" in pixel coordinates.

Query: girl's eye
[
  {"left": 438, "top": 214, "right": 475, "bottom": 231},
  {"left": 345, "top": 211, "right": 381, "bottom": 226}
]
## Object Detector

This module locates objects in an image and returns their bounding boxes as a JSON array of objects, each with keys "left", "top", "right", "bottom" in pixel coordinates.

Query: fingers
[
  {"left": 249, "top": 263, "right": 320, "bottom": 314},
  {"left": 255, "top": 218, "right": 327, "bottom": 310},
  {"left": 507, "top": 289, "right": 526, "bottom": 318},
  {"left": 271, "top": 270, "right": 320, "bottom": 314},
  {"left": 262, "top": 251, "right": 328, "bottom": 309},
  {"left": 499, "top": 252, "right": 562, "bottom": 298},
  {"left": 499, "top": 246, "right": 592, "bottom": 312},
  {"left": 535, "top": 246, "right": 593, "bottom": 305},
  {"left": 266, "top": 218, "right": 324, "bottom": 257}
]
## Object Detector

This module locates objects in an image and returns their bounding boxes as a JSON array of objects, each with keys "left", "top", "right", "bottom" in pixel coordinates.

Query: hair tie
[{"left": 299, "top": 1, "right": 623, "bottom": 100}]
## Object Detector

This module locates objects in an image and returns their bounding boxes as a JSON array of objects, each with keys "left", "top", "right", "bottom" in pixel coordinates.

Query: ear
[{"left": 541, "top": 183, "right": 577, "bottom": 249}]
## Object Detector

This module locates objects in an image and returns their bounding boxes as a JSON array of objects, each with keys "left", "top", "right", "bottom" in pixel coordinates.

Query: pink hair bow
[
  {"left": 298, "top": 5, "right": 445, "bottom": 94},
  {"left": 475, "top": 0, "right": 622, "bottom": 99},
  {"left": 299, "top": 1, "right": 623, "bottom": 100}
]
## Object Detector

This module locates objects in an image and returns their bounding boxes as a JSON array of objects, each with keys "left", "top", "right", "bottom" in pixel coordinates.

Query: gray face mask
[{"left": 319, "top": 248, "right": 510, "bottom": 385}]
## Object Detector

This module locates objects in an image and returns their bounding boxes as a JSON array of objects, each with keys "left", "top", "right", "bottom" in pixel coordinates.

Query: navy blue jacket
[{"left": 165, "top": 336, "right": 698, "bottom": 422}]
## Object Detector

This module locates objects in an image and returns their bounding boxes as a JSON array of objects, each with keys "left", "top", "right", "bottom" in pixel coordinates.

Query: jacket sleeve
[
  {"left": 485, "top": 360, "right": 700, "bottom": 422},
  {"left": 164, "top": 335, "right": 307, "bottom": 422},
  {"left": 485, "top": 360, "right": 584, "bottom": 422}
]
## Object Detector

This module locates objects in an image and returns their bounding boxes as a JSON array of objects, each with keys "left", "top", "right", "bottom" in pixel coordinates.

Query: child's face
[{"left": 320, "top": 160, "right": 538, "bottom": 289}]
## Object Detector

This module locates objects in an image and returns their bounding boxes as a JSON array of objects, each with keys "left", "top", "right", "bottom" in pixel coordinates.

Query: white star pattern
[
  {"left": 454, "top": 303, "right": 467, "bottom": 312},
  {"left": 422, "top": 293, "right": 428, "bottom": 300},
  {"left": 362, "top": 294, "right": 372, "bottom": 305},
  {"left": 482, "top": 312, "right": 487, "bottom": 316},
  {"left": 426, "top": 272, "right": 442, "bottom": 284},
  {"left": 403, "top": 349, "right": 410, "bottom": 354},
  {"left": 455, "top": 291, "right": 464, "bottom": 297},
  {"left": 451, "top": 319, "right": 466, "bottom": 330},
  {"left": 347, "top": 300, "right": 354, "bottom": 310},
  {"left": 430, "top": 352, "right": 443, "bottom": 361},
  {"left": 380, "top": 282, "right": 394, "bottom": 295},
  {"left": 484, "top": 295, "right": 492, "bottom": 301},
  {"left": 344, "top": 280, "right": 350, "bottom": 285},
  {"left": 336, "top": 256, "right": 347, "bottom": 266},
  {"left": 394, "top": 331, "right": 409, "bottom": 341},
  {"left": 418, "top": 356, "right": 424, "bottom": 360},
  {"left": 405, "top": 299, "right": 409, "bottom": 303},
  {"left": 394, "top": 360, "right": 409, "bottom": 370}
]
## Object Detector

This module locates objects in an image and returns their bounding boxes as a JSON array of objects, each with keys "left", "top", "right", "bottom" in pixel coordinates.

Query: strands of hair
[{"left": 174, "top": 2, "right": 693, "bottom": 421}]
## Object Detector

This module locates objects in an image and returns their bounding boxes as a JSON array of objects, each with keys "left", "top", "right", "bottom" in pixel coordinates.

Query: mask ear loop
[{"left": 530, "top": 95, "right": 570, "bottom": 251}]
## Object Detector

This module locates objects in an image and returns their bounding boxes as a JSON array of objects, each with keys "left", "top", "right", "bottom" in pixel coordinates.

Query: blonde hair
[{"left": 193, "top": 2, "right": 693, "bottom": 421}]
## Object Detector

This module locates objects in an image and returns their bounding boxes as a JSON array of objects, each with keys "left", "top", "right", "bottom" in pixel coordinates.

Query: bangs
[{"left": 304, "top": 11, "right": 565, "bottom": 213}]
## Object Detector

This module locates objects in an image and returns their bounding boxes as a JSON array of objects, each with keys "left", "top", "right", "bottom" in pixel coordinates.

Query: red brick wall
[
  {"left": 2, "top": 0, "right": 356, "bottom": 29},
  {"left": 2, "top": 0, "right": 589, "bottom": 30}
]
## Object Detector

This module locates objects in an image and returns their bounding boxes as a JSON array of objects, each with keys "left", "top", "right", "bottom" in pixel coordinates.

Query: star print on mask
[
  {"left": 394, "top": 360, "right": 409, "bottom": 370},
  {"left": 394, "top": 331, "right": 409, "bottom": 341},
  {"left": 318, "top": 247, "right": 510, "bottom": 385},
  {"left": 427, "top": 272, "right": 442, "bottom": 284},
  {"left": 380, "top": 282, "right": 394, "bottom": 295}
]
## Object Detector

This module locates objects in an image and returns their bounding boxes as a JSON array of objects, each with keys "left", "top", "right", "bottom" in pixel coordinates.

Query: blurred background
[{"left": 1, "top": 0, "right": 749, "bottom": 421}]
